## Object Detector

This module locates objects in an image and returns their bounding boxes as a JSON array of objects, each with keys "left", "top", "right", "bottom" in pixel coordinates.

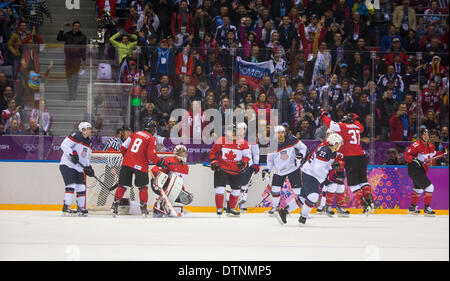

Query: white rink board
[{"left": 0, "top": 211, "right": 448, "bottom": 261}]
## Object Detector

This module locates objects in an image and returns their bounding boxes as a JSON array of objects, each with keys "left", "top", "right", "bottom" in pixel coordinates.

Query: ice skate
[
  {"left": 316, "top": 206, "right": 325, "bottom": 215},
  {"left": 325, "top": 205, "right": 335, "bottom": 217},
  {"left": 76, "top": 206, "right": 88, "bottom": 217},
  {"left": 140, "top": 203, "right": 149, "bottom": 217},
  {"left": 111, "top": 200, "right": 119, "bottom": 218},
  {"left": 238, "top": 200, "right": 247, "bottom": 213},
  {"left": 336, "top": 206, "right": 350, "bottom": 217},
  {"left": 275, "top": 207, "right": 288, "bottom": 225},
  {"left": 407, "top": 204, "right": 420, "bottom": 215},
  {"left": 226, "top": 207, "right": 240, "bottom": 217},
  {"left": 298, "top": 215, "right": 307, "bottom": 225},
  {"left": 424, "top": 205, "right": 435, "bottom": 217},
  {"left": 267, "top": 206, "right": 278, "bottom": 215},
  {"left": 62, "top": 202, "right": 76, "bottom": 216},
  {"left": 216, "top": 208, "right": 223, "bottom": 216}
]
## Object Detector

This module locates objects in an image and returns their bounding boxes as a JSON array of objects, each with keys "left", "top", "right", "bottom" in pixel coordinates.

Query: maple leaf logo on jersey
[{"left": 224, "top": 150, "right": 237, "bottom": 161}]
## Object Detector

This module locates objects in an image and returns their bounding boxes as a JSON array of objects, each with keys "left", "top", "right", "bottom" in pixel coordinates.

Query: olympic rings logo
[{"left": 22, "top": 144, "right": 39, "bottom": 152}]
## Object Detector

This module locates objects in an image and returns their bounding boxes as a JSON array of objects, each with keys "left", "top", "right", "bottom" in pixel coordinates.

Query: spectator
[
  {"left": 381, "top": 24, "right": 403, "bottom": 53},
  {"left": 198, "top": 33, "right": 218, "bottom": 62},
  {"left": 22, "top": 0, "right": 53, "bottom": 34},
  {"left": 140, "top": 102, "right": 160, "bottom": 128},
  {"left": 154, "top": 85, "right": 176, "bottom": 125},
  {"left": 154, "top": 0, "right": 174, "bottom": 39},
  {"left": 57, "top": 21, "right": 86, "bottom": 101},
  {"left": 419, "top": 24, "right": 444, "bottom": 51},
  {"left": 171, "top": 0, "right": 194, "bottom": 42},
  {"left": 383, "top": 148, "right": 405, "bottom": 165},
  {"left": 23, "top": 117, "right": 45, "bottom": 135},
  {"left": 295, "top": 119, "right": 314, "bottom": 140},
  {"left": 0, "top": 85, "right": 13, "bottom": 112},
  {"left": 289, "top": 90, "right": 304, "bottom": 131},
  {"left": 110, "top": 31, "right": 138, "bottom": 64},
  {"left": 277, "top": 15, "right": 298, "bottom": 50},
  {"left": 392, "top": 0, "right": 416, "bottom": 37},
  {"left": 404, "top": 30, "right": 419, "bottom": 53},
  {"left": 28, "top": 99, "right": 51, "bottom": 135},
  {"left": 343, "top": 11, "right": 367, "bottom": 48},
  {"left": 159, "top": 116, "right": 178, "bottom": 138},
  {"left": 424, "top": 1, "right": 442, "bottom": 24},
  {"left": 207, "top": 62, "right": 228, "bottom": 91},
  {"left": 298, "top": 14, "right": 326, "bottom": 62},
  {"left": 124, "top": 5, "right": 140, "bottom": 34},
  {"left": 7, "top": 20, "right": 28, "bottom": 80},
  {"left": 352, "top": 91, "right": 371, "bottom": 121},
  {"left": 422, "top": 109, "right": 440, "bottom": 131},
  {"left": 377, "top": 89, "right": 398, "bottom": 140},
  {"left": 150, "top": 38, "right": 175, "bottom": 81},
  {"left": 252, "top": 92, "right": 272, "bottom": 123},
  {"left": 214, "top": 77, "right": 230, "bottom": 101},
  {"left": 195, "top": 75, "right": 210, "bottom": 102},
  {"left": 440, "top": 125, "right": 449, "bottom": 142},
  {"left": 389, "top": 102, "right": 409, "bottom": 141},
  {"left": 1, "top": 98, "right": 21, "bottom": 131},
  {"left": 193, "top": 7, "right": 213, "bottom": 44},
  {"left": 175, "top": 44, "right": 194, "bottom": 77},
  {"left": 361, "top": 113, "right": 381, "bottom": 144},
  {"left": 421, "top": 81, "right": 441, "bottom": 115},
  {"left": 4, "top": 117, "right": 21, "bottom": 135},
  {"left": 383, "top": 37, "right": 409, "bottom": 65},
  {"left": 377, "top": 64, "right": 405, "bottom": 93}
]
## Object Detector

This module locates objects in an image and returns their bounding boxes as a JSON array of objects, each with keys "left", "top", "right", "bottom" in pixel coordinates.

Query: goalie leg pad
[
  {"left": 165, "top": 174, "right": 184, "bottom": 204},
  {"left": 176, "top": 190, "right": 194, "bottom": 205}
]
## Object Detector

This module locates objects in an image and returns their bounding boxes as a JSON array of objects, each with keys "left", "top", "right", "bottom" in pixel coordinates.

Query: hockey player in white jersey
[
  {"left": 275, "top": 133, "right": 343, "bottom": 225},
  {"left": 59, "top": 122, "right": 96, "bottom": 216},
  {"left": 263, "top": 125, "right": 307, "bottom": 214},
  {"left": 235, "top": 122, "right": 260, "bottom": 213}
]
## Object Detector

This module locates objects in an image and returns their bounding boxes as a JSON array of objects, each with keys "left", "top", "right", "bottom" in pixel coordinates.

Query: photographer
[
  {"left": 94, "top": 8, "right": 118, "bottom": 60},
  {"left": 137, "top": 6, "right": 159, "bottom": 40}
]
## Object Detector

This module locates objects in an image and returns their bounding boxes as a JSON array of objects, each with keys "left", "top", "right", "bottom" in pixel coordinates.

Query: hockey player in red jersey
[
  {"left": 404, "top": 128, "right": 447, "bottom": 216},
  {"left": 210, "top": 125, "right": 252, "bottom": 216},
  {"left": 111, "top": 121, "right": 166, "bottom": 217},
  {"left": 150, "top": 145, "right": 193, "bottom": 217},
  {"left": 321, "top": 110, "right": 375, "bottom": 215}
]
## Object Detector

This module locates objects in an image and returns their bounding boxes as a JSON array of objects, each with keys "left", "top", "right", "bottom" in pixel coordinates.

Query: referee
[{"left": 97, "top": 126, "right": 133, "bottom": 206}]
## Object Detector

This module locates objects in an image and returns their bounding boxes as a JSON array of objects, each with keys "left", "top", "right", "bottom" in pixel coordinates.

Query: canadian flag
[{"left": 222, "top": 148, "right": 242, "bottom": 161}]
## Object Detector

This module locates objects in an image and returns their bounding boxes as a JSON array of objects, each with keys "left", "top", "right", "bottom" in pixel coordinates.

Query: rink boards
[{"left": 0, "top": 161, "right": 448, "bottom": 214}]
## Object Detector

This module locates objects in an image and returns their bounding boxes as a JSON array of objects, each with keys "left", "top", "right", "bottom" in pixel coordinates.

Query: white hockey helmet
[
  {"left": 326, "top": 128, "right": 334, "bottom": 137},
  {"left": 78, "top": 122, "right": 92, "bottom": 133},
  {"left": 174, "top": 145, "right": 188, "bottom": 162},
  {"left": 274, "top": 125, "right": 285, "bottom": 134},
  {"left": 237, "top": 122, "right": 247, "bottom": 130},
  {"left": 327, "top": 133, "right": 343, "bottom": 146}
]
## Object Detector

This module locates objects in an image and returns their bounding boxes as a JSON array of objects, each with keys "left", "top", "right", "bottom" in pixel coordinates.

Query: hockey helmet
[
  {"left": 174, "top": 145, "right": 188, "bottom": 163},
  {"left": 341, "top": 113, "right": 354, "bottom": 124},
  {"left": 78, "top": 122, "right": 92, "bottom": 133},
  {"left": 237, "top": 122, "right": 247, "bottom": 130},
  {"left": 274, "top": 125, "right": 286, "bottom": 134},
  {"left": 327, "top": 133, "right": 343, "bottom": 147},
  {"left": 143, "top": 120, "right": 157, "bottom": 134}
]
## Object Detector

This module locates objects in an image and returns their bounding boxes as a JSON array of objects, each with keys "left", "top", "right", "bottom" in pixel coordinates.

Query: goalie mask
[{"left": 174, "top": 145, "right": 188, "bottom": 163}]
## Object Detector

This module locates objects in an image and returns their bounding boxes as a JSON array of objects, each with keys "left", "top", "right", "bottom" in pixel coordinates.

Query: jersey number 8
[{"left": 130, "top": 138, "right": 143, "bottom": 153}]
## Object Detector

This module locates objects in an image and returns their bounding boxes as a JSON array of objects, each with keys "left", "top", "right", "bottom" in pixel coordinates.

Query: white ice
[{"left": 0, "top": 211, "right": 448, "bottom": 261}]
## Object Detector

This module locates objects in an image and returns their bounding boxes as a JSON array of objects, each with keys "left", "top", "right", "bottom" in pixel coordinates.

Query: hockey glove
[
  {"left": 210, "top": 160, "right": 220, "bottom": 172},
  {"left": 84, "top": 165, "right": 95, "bottom": 177},
  {"left": 70, "top": 153, "right": 79, "bottom": 164},
  {"left": 237, "top": 160, "right": 247, "bottom": 170},
  {"left": 320, "top": 109, "right": 328, "bottom": 119},
  {"left": 261, "top": 169, "right": 271, "bottom": 181},
  {"left": 252, "top": 164, "right": 260, "bottom": 174},
  {"left": 156, "top": 158, "right": 167, "bottom": 170}
]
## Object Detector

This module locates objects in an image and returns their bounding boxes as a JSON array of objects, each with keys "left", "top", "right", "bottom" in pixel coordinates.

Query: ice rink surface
[{"left": 0, "top": 211, "right": 448, "bottom": 261}]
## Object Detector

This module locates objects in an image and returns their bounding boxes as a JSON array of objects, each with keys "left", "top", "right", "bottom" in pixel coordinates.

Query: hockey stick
[
  {"left": 78, "top": 162, "right": 119, "bottom": 191},
  {"left": 157, "top": 184, "right": 182, "bottom": 217},
  {"left": 424, "top": 152, "right": 448, "bottom": 163}
]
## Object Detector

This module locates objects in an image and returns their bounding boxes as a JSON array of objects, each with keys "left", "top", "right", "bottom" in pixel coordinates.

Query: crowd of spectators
[{"left": 0, "top": 0, "right": 449, "bottom": 161}]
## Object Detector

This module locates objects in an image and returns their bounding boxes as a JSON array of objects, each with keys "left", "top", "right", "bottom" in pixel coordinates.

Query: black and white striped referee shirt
[{"left": 103, "top": 137, "right": 122, "bottom": 152}]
